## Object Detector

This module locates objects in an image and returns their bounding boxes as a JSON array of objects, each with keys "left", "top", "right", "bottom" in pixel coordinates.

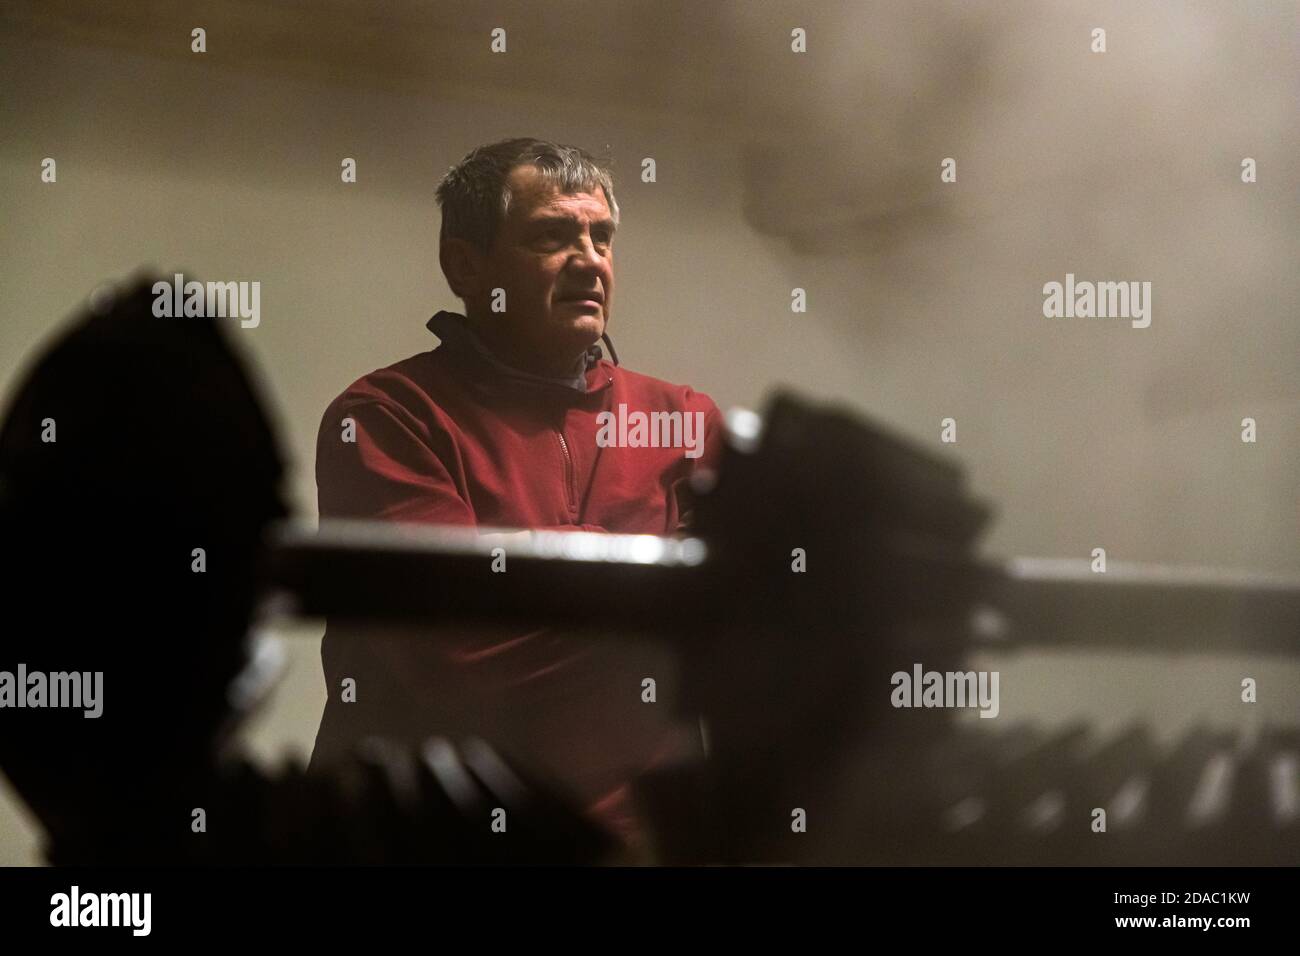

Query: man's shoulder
[
  {"left": 602, "top": 361, "right": 721, "bottom": 415},
  {"left": 324, "top": 349, "right": 452, "bottom": 413}
]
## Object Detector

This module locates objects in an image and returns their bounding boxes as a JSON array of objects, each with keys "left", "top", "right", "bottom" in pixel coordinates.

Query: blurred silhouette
[
  {"left": 0, "top": 276, "right": 615, "bottom": 863},
  {"left": 2, "top": 275, "right": 1294, "bottom": 866}
]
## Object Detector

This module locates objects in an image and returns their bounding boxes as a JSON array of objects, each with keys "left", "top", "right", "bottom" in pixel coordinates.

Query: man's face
[{"left": 467, "top": 164, "right": 616, "bottom": 371}]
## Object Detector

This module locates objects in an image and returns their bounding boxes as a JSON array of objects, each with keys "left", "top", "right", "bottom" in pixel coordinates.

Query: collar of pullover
[{"left": 426, "top": 310, "right": 614, "bottom": 399}]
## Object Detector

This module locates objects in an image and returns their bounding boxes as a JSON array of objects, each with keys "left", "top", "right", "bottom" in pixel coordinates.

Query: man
[{"left": 309, "top": 138, "right": 725, "bottom": 852}]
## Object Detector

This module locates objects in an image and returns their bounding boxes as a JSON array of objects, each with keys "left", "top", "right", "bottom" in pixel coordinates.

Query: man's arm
[
  {"left": 310, "top": 396, "right": 477, "bottom": 771},
  {"left": 316, "top": 398, "right": 475, "bottom": 525},
  {"left": 309, "top": 395, "right": 608, "bottom": 773}
]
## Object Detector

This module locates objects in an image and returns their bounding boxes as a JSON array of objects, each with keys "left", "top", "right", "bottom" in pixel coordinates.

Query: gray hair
[{"left": 435, "top": 137, "right": 620, "bottom": 253}]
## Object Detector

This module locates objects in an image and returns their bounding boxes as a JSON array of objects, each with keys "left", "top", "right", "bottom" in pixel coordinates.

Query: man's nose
[{"left": 570, "top": 234, "right": 606, "bottom": 271}]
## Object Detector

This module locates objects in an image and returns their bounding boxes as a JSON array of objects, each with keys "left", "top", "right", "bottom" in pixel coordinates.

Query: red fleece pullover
[{"left": 310, "top": 310, "right": 725, "bottom": 850}]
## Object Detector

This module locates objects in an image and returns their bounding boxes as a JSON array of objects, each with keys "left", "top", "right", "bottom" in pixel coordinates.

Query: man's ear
[{"left": 439, "top": 238, "right": 485, "bottom": 300}]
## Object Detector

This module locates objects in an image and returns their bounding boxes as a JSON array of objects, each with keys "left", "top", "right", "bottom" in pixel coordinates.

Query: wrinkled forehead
[{"left": 504, "top": 164, "right": 610, "bottom": 221}]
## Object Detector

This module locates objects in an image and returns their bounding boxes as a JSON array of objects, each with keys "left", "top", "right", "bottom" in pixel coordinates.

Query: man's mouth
[
  {"left": 557, "top": 295, "right": 603, "bottom": 311},
  {"left": 557, "top": 292, "right": 603, "bottom": 306}
]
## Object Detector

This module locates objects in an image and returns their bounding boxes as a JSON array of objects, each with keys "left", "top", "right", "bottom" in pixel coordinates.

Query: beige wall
[{"left": 1, "top": 1, "right": 1296, "bottom": 864}]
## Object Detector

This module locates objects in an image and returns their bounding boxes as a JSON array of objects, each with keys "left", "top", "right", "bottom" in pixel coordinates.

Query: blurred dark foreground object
[
  {"left": 2, "top": 275, "right": 1296, "bottom": 865},
  {"left": 268, "top": 396, "right": 1300, "bottom": 865},
  {"left": 0, "top": 277, "right": 616, "bottom": 864},
  {"left": 41, "top": 736, "right": 613, "bottom": 866}
]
